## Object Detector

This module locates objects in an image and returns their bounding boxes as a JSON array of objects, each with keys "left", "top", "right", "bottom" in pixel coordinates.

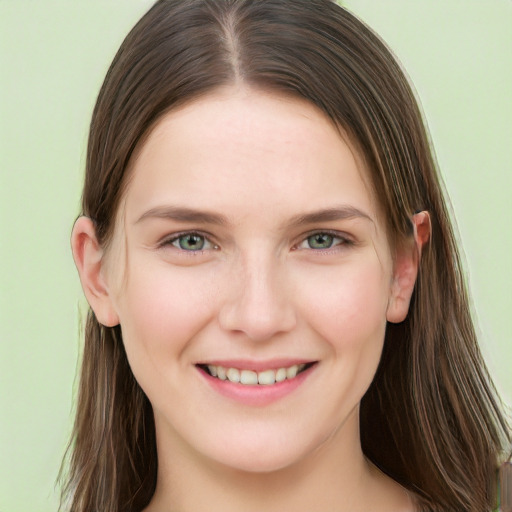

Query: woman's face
[{"left": 100, "top": 87, "right": 412, "bottom": 472}]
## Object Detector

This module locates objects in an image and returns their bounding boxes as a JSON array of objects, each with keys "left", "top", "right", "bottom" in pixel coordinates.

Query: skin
[{"left": 72, "top": 87, "right": 429, "bottom": 511}]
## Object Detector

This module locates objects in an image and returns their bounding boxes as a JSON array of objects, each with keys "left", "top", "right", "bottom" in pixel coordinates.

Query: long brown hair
[{"left": 61, "top": 1, "right": 510, "bottom": 510}]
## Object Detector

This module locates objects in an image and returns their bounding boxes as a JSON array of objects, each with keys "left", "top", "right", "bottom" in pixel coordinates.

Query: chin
[
  {"left": 200, "top": 431, "right": 322, "bottom": 475},
  {"left": 215, "top": 452, "right": 301, "bottom": 475}
]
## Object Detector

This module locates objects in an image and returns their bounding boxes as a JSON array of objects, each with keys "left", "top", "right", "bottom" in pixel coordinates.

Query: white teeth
[
  {"left": 240, "top": 370, "right": 258, "bottom": 385},
  {"left": 205, "top": 363, "right": 308, "bottom": 386},
  {"left": 275, "top": 368, "right": 287, "bottom": 382},
  {"left": 286, "top": 365, "right": 299, "bottom": 379},
  {"left": 226, "top": 367, "right": 240, "bottom": 383},
  {"left": 258, "top": 369, "right": 276, "bottom": 386}
]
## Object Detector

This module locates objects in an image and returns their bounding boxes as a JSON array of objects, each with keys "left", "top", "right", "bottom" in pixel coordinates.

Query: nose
[{"left": 218, "top": 252, "right": 297, "bottom": 342}]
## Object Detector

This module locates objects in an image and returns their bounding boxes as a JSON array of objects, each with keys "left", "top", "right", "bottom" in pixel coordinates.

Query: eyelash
[
  {"left": 293, "top": 230, "right": 354, "bottom": 253},
  {"left": 159, "top": 231, "right": 218, "bottom": 254},
  {"left": 159, "top": 230, "right": 353, "bottom": 255}
]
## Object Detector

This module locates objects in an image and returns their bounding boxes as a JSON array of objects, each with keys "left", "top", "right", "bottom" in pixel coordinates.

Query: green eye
[
  {"left": 307, "top": 233, "right": 335, "bottom": 249},
  {"left": 173, "top": 234, "right": 206, "bottom": 251}
]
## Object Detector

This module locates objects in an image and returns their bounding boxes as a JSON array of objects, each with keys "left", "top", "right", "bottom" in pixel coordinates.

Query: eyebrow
[
  {"left": 135, "top": 206, "right": 229, "bottom": 226},
  {"left": 285, "top": 206, "right": 373, "bottom": 229},
  {"left": 134, "top": 204, "right": 372, "bottom": 228}
]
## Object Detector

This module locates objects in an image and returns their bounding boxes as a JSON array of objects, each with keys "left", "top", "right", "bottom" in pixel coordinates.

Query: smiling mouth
[{"left": 197, "top": 362, "right": 316, "bottom": 386}]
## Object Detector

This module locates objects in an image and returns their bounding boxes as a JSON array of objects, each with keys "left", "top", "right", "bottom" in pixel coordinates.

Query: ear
[
  {"left": 71, "top": 216, "right": 119, "bottom": 327},
  {"left": 386, "top": 211, "right": 431, "bottom": 323}
]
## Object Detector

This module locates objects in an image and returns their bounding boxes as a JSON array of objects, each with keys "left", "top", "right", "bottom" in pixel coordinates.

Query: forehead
[{"left": 123, "top": 87, "right": 381, "bottom": 229}]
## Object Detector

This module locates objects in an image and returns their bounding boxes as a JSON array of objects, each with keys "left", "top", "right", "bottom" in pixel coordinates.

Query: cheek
[
  {"left": 295, "top": 259, "right": 391, "bottom": 419},
  {"left": 296, "top": 258, "right": 391, "bottom": 351},
  {"left": 114, "top": 261, "right": 218, "bottom": 367}
]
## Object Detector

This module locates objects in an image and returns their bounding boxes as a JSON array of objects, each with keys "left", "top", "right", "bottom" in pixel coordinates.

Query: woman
[{"left": 63, "top": 1, "right": 510, "bottom": 510}]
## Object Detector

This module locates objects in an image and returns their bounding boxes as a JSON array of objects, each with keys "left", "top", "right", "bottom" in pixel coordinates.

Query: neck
[{"left": 145, "top": 408, "right": 414, "bottom": 512}]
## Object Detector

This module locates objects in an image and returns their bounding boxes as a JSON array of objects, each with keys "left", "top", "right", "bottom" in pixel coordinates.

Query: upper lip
[{"left": 196, "top": 358, "right": 316, "bottom": 372}]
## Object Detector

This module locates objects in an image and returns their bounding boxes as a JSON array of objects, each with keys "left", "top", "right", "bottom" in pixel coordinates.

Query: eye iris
[
  {"left": 179, "top": 234, "right": 205, "bottom": 251},
  {"left": 308, "top": 233, "right": 334, "bottom": 249}
]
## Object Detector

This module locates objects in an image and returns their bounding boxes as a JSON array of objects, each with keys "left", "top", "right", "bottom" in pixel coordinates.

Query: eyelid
[
  {"left": 158, "top": 230, "right": 219, "bottom": 251},
  {"left": 156, "top": 229, "right": 354, "bottom": 253},
  {"left": 293, "top": 229, "right": 354, "bottom": 251}
]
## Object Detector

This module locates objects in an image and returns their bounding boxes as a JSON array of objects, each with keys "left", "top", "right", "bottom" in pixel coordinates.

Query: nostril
[{"left": 218, "top": 298, "right": 297, "bottom": 342}]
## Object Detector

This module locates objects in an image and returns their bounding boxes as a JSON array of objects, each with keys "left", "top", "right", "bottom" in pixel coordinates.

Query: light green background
[{"left": 1, "top": 1, "right": 510, "bottom": 510}]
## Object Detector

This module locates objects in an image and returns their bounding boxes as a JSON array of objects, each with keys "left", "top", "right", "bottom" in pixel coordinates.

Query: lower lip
[{"left": 197, "top": 364, "right": 316, "bottom": 407}]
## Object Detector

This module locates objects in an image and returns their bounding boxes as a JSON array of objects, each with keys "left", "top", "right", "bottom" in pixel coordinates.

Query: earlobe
[
  {"left": 386, "top": 211, "right": 431, "bottom": 324},
  {"left": 71, "top": 217, "right": 119, "bottom": 327}
]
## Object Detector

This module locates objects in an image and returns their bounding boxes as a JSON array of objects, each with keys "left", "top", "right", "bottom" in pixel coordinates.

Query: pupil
[
  {"left": 180, "top": 234, "right": 204, "bottom": 250},
  {"left": 310, "top": 233, "right": 333, "bottom": 249}
]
